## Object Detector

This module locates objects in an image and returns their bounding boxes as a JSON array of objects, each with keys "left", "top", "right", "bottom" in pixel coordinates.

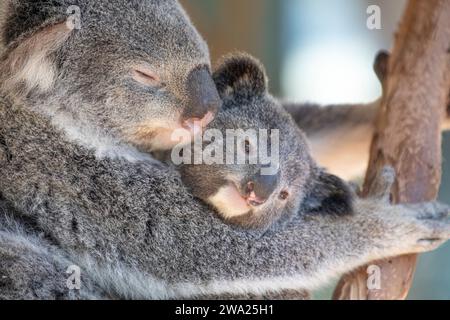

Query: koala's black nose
[
  {"left": 245, "top": 172, "right": 280, "bottom": 206},
  {"left": 184, "top": 66, "right": 222, "bottom": 121}
]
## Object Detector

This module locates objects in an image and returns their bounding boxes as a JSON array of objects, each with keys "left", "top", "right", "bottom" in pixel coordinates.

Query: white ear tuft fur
[{"left": 1, "top": 22, "right": 72, "bottom": 94}]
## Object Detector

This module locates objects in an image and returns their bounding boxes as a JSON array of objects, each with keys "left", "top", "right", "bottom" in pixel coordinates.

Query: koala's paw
[
  {"left": 358, "top": 167, "right": 449, "bottom": 257},
  {"left": 395, "top": 201, "right": 450, "bottom": 253}
]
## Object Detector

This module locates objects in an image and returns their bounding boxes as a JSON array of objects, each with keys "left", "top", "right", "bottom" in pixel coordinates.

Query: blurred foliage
[{"left": 180, "top": 0, "right": 282, "bottom": 94}]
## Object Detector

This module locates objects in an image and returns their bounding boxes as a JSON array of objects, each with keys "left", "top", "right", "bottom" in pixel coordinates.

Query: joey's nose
[
  {"left": 184, "top": 66, "right": 222, "bottom": 120},
  {"left": 244, "top": 172, "right": 280, "bottom": 206}
]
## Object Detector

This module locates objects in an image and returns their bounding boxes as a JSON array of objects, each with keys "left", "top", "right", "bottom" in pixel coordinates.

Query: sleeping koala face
[
  {"left": 175, "top": 54, "right": 353, "bottom": 230},
  {"left": 1, "top": 0, "right": 221, "bottom": 153}
]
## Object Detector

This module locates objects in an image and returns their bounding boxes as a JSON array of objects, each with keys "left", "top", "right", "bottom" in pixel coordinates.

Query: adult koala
[{"left": 0, "top": 0, "right": 222, "bottom": 299}]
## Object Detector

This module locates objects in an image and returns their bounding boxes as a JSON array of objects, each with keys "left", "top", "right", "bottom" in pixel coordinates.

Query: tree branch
[{"left": 333, "top": 0, "right": 450, "bottom": 300}]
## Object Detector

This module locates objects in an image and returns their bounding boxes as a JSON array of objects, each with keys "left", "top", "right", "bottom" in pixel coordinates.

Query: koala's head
[
  {"left": 0, "top": 0, "right": 221, "bottom": 152},
  {"left": 175, "top": 54, "right": 353, "bottom": 230}
]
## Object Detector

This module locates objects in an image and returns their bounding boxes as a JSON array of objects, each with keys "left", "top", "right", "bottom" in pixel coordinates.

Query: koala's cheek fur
[
  {"left": 126, "top": 126, "right": 187, "bottom": 152},
  {"left": 121, "top": 110, "right": 188, "bottom": 152}
]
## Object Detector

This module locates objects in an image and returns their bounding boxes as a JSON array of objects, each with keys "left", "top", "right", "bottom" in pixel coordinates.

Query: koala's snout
[
  {"left": 244, "top": 172, "right": 280, "bottom": 206},
  {"left": 183, "top": 66, "right": 222, "bottom": 122}
]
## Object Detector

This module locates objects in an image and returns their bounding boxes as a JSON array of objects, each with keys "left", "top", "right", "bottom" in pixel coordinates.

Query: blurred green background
[{"left": 180, "top": 0, "right": 450, "bottom": 300}]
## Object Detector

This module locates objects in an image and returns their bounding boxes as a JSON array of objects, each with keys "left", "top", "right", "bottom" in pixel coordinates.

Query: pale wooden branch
[{"left": 333, "top": 0, "right": 450, "bottom": 300}]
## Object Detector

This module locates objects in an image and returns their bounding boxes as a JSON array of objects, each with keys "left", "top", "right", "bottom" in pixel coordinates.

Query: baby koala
[{"left": 166, "top": 54, "right": 353, "bottom": 230}]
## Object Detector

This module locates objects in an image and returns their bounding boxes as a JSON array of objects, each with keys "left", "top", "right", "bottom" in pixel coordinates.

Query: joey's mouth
[
  {"left": 246, "top": 191, "right": 267, "bottom": 207},
  {"left": 231, "top": 182, "right": 267, "bottom": 208}
]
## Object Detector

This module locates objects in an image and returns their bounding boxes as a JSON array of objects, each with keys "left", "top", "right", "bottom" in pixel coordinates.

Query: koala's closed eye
[{"left": 132, "top": 67, "right": 160, "bottom": 87}]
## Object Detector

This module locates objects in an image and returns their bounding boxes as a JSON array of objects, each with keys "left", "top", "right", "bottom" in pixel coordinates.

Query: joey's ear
[
  {"left": 213, "top": 53, "right": 268, "bottom": 101},
  {"left": 1, "top": 22, "right": 72, "bottom": 93},
  {"left": 301, "top": 171, "right": 354, "bottom": 216}
]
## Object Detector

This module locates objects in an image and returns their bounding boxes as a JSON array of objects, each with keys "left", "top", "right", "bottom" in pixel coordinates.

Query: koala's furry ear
[
  {"left": 301, "top": 171, "right": 354, "bottom": 216},
  {"left": 0, "top": 22, "right": 72, "bottom": 94},
  {"left": 213, "top": 53, "right": 268, "bottom": 102}
]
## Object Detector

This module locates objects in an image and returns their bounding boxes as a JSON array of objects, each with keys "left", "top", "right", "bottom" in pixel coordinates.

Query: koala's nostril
[
  {"left": 243, "top": 172, "right": 280, "bottom": 207},
  {"left": 246, "top": 183, "right": 266, "bottom": 207},
  {"left": 279, "top": 191, "right": 289, "bottom": 200}
]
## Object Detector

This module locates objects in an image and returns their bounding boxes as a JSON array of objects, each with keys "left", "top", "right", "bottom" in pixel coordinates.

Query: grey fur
[
  {"left": 1, "top": 2, "right": 450, "bottom": 300},
  {"left": 0, "top": 196, "right": 107, "bottom": 300}
]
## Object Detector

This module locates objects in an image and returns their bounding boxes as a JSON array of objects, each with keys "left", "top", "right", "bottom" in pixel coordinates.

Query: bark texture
[{"left": 333, "top": 0, "right": 450, "bottom": 300}]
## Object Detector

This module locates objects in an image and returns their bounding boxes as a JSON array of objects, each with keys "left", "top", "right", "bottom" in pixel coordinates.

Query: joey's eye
[
  {"left": 132, "top": 68, "right": 160, "bottom": 87},
  {"left": 279, "top": 191, "right": 289, "bottom": 200}
]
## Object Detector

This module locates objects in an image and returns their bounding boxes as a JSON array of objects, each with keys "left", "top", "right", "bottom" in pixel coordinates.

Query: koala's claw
[
  {"left": 376, "top": 200, "right": 450, "bottom": 255},
  {"left": 415, "top": 237, "right": 449, "bottom": 252},
  {"left": 407, "top": 202, "right": 450, "bottom": 252},
  {"left": 406, "top": 201, "right": 450, "bottom": 220},
  {"left": 369, "top": 166, "right": 395, "bottom": 202}
]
